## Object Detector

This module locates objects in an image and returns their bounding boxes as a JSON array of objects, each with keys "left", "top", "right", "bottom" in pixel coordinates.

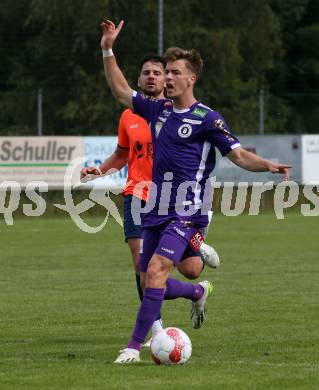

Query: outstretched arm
[
  {"left": 101, "top": 19, "right": 133, "bottom": 108},
  {"left": 99, "top": 146, "right": 129, "bottom": 174},
  {"left": 227, "top": 147, "right": 291, "bottom": 181}
]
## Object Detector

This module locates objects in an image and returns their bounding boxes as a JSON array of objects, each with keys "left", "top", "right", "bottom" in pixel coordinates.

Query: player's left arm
[{"left": 226, "top": 147, "right": 291, "bottom": 180}]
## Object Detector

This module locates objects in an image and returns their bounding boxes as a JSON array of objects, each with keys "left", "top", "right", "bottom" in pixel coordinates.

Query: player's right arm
[
  {"left": 80, "top": 147, "right": 128, "bottom": 179},
  {"left": 81, "top": 110, "right": 130, "bottom": 179},
  {"left": 101, "top": 19, "right": 133, "bottom": 108},
  {"left": 99, "top": 146, "right": 129, "bottom": 174}
]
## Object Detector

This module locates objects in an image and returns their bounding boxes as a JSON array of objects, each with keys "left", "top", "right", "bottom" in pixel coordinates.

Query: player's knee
[{"left": 147, "top": 258, "right": 167, "bottom": 280}]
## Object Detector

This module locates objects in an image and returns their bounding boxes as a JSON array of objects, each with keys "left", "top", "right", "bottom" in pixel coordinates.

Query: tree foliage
[{"left": 0, "top": 0, "right": 318, "bottom": 135}]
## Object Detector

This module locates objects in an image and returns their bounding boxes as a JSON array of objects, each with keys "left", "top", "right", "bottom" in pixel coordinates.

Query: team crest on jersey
[
  {"left": 213, "top": 119, "right": 225, "bottom": 130},
  {"left": 155, "top": 121, "right": 163, "bottom": 138},
  {"left": 178, "top": 123, "right": 192, "bottom": 138}
]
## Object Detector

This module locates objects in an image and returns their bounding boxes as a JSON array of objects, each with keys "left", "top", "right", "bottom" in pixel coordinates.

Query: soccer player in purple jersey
[
  {"left": 100, "top": 19, "right": 291, "bottom": 364},
  {"left": 81, "top": 54, "right": 219, "bottom": 347}
]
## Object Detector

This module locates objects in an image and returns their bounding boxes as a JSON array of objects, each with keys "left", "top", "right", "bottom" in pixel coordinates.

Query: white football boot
[
  {"left": 114, "top": 348, "right": 140, "bottom": 364},
  {"left": 143, "top": 337, "right": 152, "bottom": 348},
  {"left": 200, "top": 243, "right": 220, "bottom": 268},
  {"left": 143, "top": 319, "right": 164, "bottom": 348},
  {"left": 191, "top": 280, "right": 214, "bottom": 329}
]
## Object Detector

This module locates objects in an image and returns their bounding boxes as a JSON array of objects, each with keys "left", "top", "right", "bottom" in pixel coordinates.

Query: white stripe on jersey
[
  {"left": 194, "top": 141, "right": 211, "bottom": 209},
  {"left": 198, "top": 103, "right": 213, "bottom": 111}
]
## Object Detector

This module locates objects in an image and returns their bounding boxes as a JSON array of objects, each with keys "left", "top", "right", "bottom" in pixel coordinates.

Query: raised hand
[{"left": 100, "top": 19, "right": 124, "bottom": 49}]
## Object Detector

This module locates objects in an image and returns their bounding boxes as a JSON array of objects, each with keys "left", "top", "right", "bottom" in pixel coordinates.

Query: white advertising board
[
  {"left": 82, "top": 137, "right": 128, "bottom": 190},
  {"left": 302, "top": 135, "right": 319, "bottom": 184},
  {"left": 2, "top": 134, "right": 316, "bottom": 188}
]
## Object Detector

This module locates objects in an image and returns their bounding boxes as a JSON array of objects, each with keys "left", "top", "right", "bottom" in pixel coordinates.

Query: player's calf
[{"left": 177, "top": 256, "right": 203, "bottom": 279}]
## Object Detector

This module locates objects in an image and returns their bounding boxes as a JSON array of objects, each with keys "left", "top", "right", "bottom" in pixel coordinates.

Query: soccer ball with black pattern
[{"left": 150, "top": 327, "right": 192, "bottom": 365}]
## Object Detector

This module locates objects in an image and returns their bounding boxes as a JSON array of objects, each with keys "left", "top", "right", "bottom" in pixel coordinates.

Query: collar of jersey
[{"left": 172, "top": 101, "right": 198, "bottom": 114}]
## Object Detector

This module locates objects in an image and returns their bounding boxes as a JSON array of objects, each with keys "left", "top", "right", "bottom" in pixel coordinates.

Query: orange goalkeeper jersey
[{"left": 118, "top": 108, "right": 153, "bottom": 201}]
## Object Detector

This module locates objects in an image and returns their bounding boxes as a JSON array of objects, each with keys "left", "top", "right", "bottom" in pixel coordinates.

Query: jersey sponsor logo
[
  {"left": 146, "top": 142, "right": 153, "bottom": 158},
  {"left": 213, "top": 120, "right": 235, "bottom": 142},
  {"left": 129, "top": 124, "right": 139, "bottom": 129},
  {"left": 133, "top": 141, "right": 153, "bottom": 158},
  {"left": 160, "top": 247, "right": 175, "bottom": 255},
  {"left": 183, "top": 118, "right": 203, "bottom": 125},
  {"left": 192, "top": 107, "right": 209, "bottom": 118},
  {"left": 213, "top": 119, "right": 225, "bottom": 130},
  {"left": 221, "top": 128, "right": 235, "bottom": 142},
  {"left": 133, "top": 141, "right": 143, "bottom": 158},
  {"left": 173, "top": 226, "right": 186, "bottom": 237},
  {"left": 178, "top": 124, "right": 192, "bottom": 138},
  {"left": 155, "top": 121, "right": 163, "bottom": 138}
]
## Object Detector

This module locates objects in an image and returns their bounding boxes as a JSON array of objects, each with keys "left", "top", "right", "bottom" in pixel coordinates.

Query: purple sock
[
  {"left": 136, "top": 274, "right": 162, "bottom": 322},
  {"left": 128, "top": 287, "right": 165, "bottom": 350},
  {"left": 164, "top": 278, "right": 204, "bottom": 301}
]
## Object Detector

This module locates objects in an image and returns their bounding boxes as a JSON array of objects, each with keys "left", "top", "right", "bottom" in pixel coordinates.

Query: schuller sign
[{"left": 0, "top": 137, "right": 83, "bottom": 188}]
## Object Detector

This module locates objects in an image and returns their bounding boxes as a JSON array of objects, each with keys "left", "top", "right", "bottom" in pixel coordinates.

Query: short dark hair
[
  {"left": 163, "top": 47, "right": 203, "bottom": 79},
  {"left": 139, "top": 53, "right": 166, "bottom": 71}
]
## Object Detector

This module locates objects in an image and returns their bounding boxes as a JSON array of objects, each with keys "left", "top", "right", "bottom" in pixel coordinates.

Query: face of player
[
  {"left": 165, "top": 60, "right": 196, "bottom": 99},
  {"left": 138, "top": 61, "right": 165, "bottom": 98}
]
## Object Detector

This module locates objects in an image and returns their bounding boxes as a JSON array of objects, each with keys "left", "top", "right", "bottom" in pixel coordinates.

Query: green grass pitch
[{"left": 0, "top": 213, "right": 318, "bottom": 389}]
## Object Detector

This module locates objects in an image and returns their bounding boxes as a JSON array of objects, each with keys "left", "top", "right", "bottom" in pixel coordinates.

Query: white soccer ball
[{"left": 150, "top": 327, "right": 192, "bottom": 365}]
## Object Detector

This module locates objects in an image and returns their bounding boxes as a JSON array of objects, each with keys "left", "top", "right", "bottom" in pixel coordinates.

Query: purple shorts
[{"left": 139, "top": 220, "right": 201, "bottom": 272}]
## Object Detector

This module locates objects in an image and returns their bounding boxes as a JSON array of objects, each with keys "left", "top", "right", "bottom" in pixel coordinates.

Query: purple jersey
[{"left": 132, "top": 92, "right": 240, "bottom": 227}]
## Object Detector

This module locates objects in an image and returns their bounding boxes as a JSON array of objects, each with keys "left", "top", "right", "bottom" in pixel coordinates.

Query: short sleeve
[
  {"left": 132, "top": 91, "right": 163, "bottom": 124},
  {"left": 117, "top": 110, "right": 130, "bottom": 148},
  {"left": 205, "top": 113, "right": 241, "bottom": 156}
]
